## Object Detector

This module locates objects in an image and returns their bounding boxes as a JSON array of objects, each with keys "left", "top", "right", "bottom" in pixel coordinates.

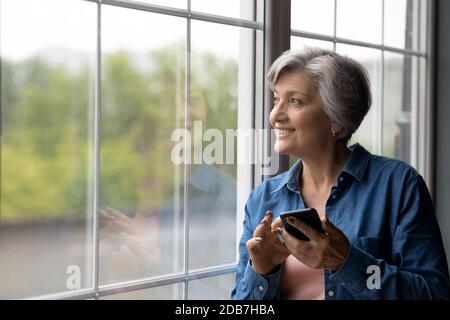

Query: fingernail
[
  {"left": 254, "top": 237, "right": 262, "bottom": 242},
  {"left": 277, "top": 233, "right": 284, "bottom": 243},
  {"left": 287, "top": 217, "right": 295, "bottom": 224},
  {"left": 276, "top": 227, "right": 283, "bottom": 234}
]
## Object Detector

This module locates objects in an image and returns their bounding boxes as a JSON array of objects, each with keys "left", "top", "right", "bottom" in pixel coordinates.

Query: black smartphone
[{"left": 280, "top": 208, "right": 325, "bottom": 241}]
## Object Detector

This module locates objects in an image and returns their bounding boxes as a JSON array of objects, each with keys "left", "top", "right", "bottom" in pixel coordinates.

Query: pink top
[{"left": 280, "top": 255, "right": 325, "bottom": 300}]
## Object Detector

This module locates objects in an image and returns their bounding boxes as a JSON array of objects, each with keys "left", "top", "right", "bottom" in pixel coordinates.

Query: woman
[{"left": 231, "top": 48, "right": 450, "bottom": 300}]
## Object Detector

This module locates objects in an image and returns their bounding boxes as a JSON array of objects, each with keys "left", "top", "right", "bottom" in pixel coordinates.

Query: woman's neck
[{"left": 300, "top": 141, "right": 351, "bottom": 192}]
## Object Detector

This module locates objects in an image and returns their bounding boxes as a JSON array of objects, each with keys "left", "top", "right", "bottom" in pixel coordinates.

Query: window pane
[
  {"left": 336, "top": 44, "right": 382, "bottom": 153},
  {"left": 383, "top": 52, "right": 418, "bottom": 163},
  {"left": 101, "top": 283, "right": 183, "bottom": 299},
  {"left": 100, "top": 5, "right": 185, "bottom": 284},
  {"left": 0, "top": 0, "right": 96, "bottom": 298},
  {"left": 291, "top": 0, "right": 334, "bottom": 35},
  {"left": 188, "top": 273, "right": 235, "bottom": 299},
  {"left": 336, "top": 0, "right": 382, "bottom": 44},
  {"left": 136, "top": 0, "right": 186, "bottom": 9},
  {"left": 384, "top": 0, "right": 422, "bottom": 50},
  {"left": 290, "top": 37, "right": 334, "bottom": 51},
  {"left": 191, "top": 0, "right": 257, "bottom": 20},
  {"left": 189, "top": 21, "right": 249, "bottom": 269}
]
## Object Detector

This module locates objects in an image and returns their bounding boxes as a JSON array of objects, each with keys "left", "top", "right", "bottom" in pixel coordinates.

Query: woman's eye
[{"left": 289, "top": 98, "right": 303, "bottom": 105}]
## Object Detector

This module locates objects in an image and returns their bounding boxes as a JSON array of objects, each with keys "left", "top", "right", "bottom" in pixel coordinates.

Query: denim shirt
[{"left": 231, "top": 143, "right": 450, "bottom": 300}]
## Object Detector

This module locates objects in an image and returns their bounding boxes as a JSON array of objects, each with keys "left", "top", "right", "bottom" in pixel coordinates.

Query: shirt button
[
  {"left": 258, "top": 285, "right": 264, "bottom": 291},
  {"left": 341, "top": 282, "right": 346, "bottom": 286},
  {"left": 328, "top": 290, "right": 335, "bottom": 297},
  {"left": 332, "top": 194, "right": 337, "bottom": 200},
  {"left": 339, "top": 176, "right": 344, "bottom": 182}
]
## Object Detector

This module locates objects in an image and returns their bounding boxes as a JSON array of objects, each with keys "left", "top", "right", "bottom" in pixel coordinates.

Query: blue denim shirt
[{"left": 231, "top": 143, "right": 450, "bottom": 300}]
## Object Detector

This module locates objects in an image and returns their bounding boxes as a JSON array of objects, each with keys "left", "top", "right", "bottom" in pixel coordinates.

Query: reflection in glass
[
  {"left": 191, "top": 0, "right": 257, "bottom": 20},
  {"left": 189, "top": 21, "right": 250, "bottom": 269},
  {"left": 291, "top": 0, "right": 334, "bottom": 35},
  {"left": 0, "top": 0, "right": 96, "bottom": 298},
  {"left": 100, "top": 5, "right": 185, "bottom": 284},
  {"left": 188, "top": 273, "right": 235, "bottom": 299},
  {"left": 101, "top": 283, "right": 183, "bottom": 300},
  {"left": 336, "top": 0, "right": 382, "bottom": 44},
  {"left": 336, "top": 44, "right": 382, "bottom": 153},
  {"left": 383, "top": 52, "right": 417, "bottom": 163},
  {"left": 290, "top": 37, "right": 334, "bottom": 51}
]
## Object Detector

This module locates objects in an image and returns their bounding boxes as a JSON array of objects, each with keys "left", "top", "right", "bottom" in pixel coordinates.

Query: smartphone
[{"left": 280, "top": 208, "right": 325, "bottom": 241}]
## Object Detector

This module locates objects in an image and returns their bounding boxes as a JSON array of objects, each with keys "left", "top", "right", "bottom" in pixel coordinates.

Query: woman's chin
[{"left": 274, "top": 143, "right": 293, "bottom": 155}]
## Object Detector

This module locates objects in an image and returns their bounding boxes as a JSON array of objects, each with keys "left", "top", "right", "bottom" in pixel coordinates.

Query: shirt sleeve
[
  {"left": 329, "top": 173, "right": 450, "bottom": 299},
  {"left": 231, "top": 192, "right": 281, "bottom": 300}
]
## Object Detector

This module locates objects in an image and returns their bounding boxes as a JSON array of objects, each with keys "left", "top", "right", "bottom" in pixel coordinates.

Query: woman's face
[{"left": 269, "top": 71, "right": 333, "bottom": 158}]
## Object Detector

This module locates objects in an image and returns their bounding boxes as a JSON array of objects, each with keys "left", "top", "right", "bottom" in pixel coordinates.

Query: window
[
  {"left": 0, "top": 0, "right": 432, "bottom": 300},
  {"left": 0, "top": 0, "right": 261, "bottom": 299},
  {"left": 290, "top": 0, "right": 430, "bottom": 177}
]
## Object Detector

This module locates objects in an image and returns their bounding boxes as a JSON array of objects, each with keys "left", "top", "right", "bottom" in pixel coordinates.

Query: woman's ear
[{"left": 330, "top": 122, "right": 344, "bottom": 137}]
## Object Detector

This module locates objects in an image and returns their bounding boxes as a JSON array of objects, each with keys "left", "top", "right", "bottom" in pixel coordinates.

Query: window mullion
[{"left": 92, "top": 0, "right": 102, "bottom": 299}]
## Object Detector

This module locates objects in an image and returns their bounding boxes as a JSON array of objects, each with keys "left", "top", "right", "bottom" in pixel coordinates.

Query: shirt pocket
[{"left": 354, "top": 236, "right": 391, "bottom": 261}]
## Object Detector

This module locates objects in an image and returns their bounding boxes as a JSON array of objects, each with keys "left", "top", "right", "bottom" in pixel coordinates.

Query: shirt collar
[
  {"left": 342, "top": 143, "right": 371, "bottom": 181},
  {"left": 271, "top": 159, "right": 303, "bottom": 194},
  {"left": 270, "top": 143, "right": 371, "bottom": 194}
]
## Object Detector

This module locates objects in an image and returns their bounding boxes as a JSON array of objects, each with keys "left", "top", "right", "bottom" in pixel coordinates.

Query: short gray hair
[{"left": 267, "top": 47, "right": 372, "bottom": 140}]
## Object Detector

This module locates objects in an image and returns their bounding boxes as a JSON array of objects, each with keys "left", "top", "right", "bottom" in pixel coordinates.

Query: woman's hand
[
  {"left": 246, "top": 211, "right": 290, "bottom": 275},
  {"left": 276, "top": 216, "right": 350, "bottom": 271},
  {"left": 99, "top": 207, "right": 161, "bottom": 265}
]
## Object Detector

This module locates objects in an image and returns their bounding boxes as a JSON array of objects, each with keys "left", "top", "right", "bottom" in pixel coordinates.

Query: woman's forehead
[{"left": 274, "top": 71, "right": 315, "bottom": 95}]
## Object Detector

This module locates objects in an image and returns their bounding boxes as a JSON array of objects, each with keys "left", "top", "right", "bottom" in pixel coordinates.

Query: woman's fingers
[
  {"left": 279, "top": 226, "right": 310, "bottom": 254},
  {"left": 246, "top": 237, "right": 262, "bottom": 254},
  {"left": 106, "top": 207, "right": 131, "bottom": 222},
  {"left": 253, "top": 211, "right": 273, "bottom": 238},
  {"left": 321, "top": 217, "right": 342, "bottom": 236},
  {"left": 271, "top": 217, "right": 283, "bottom": 231},
  {"left": 285, "top": 216, "right": 323, "bottom": 241}
]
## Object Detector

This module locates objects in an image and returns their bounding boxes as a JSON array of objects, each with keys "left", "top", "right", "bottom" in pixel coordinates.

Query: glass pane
[
  {"left": 101, "top": 283, "right": 183, "bottom": 299},
  {"left": 188, "top": 273, "right": 235, "bottom": 299},
  {"left": 291, "top": 0, "right": 334, "bottom": 35},
  {"left": 189, "top": 21, "right": 247, "bottom": 269},
  {"left": 383, "top": 52, "right": 417, "bottom": 163},
  {"left": 191, "top": 0, "right": 257, "bottom": 20},
  {"left": 336, "top": 0, "right": 382, "bottom": 44},
  {"left": 384, "top": 0, "right": 422, "bottom": 50},
  {"left": 137, "top": 0, "right": 186, "bottom": 9},
  {"left": 0, "top": 0, "right": 96, "bottom": 298},
  {"left": 290, "top": 37, "right": 334, "bottom": 51},
  {"left": 100, "top": 5, "right": 185, "bottom": 284},
  {"left": 336, "top": 44, "right": 382, "bottom": 153}
]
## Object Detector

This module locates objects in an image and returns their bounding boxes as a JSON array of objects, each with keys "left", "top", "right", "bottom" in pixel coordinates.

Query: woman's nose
[{"left": 270, "top": 99, "right": 289, "bottom": 124}]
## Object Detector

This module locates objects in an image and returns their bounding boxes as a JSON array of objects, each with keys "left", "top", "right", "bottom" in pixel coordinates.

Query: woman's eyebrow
[{"left": 285, "top": 90, "right": 308, "bottom": 98}]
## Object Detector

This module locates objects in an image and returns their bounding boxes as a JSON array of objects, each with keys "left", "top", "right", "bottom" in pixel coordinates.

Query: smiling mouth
[{"left": 275, "top": 128, "right": 296, "bottom": 137}]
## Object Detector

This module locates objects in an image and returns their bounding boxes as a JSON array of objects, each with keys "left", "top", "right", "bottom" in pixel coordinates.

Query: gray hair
[{"left": 267, "top": 47, "right": 372, "bottom": 140}]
